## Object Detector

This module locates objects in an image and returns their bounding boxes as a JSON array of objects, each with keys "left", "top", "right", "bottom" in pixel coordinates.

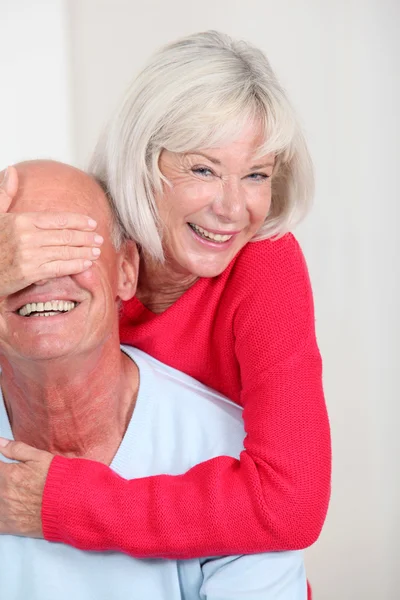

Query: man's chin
[{"left": 9, "top": 337, "right": 82, "bottom": 362}]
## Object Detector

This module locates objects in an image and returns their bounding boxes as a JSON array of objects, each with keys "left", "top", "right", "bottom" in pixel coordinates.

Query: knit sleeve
[
  {"left": 233, "top": 235, "right": 331, "bottom": 548},
  {"left": 42, "top": 235, "right": 330, "bottom": 560}
]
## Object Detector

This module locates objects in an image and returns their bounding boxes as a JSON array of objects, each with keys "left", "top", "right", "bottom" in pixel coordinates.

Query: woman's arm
[
  {"left": 42, "top": 236, "right": 331, "bottom": 556},
  {"left": 0, "top": 235, "right": 330, "bottom": 559},
  {"left": 39, "top": 339, "right": 329, "bottom": 557}
]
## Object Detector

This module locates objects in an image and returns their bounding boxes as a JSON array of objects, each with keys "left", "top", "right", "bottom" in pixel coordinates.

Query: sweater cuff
[{"left": 42, "top": 455, "right": 73, "bottom": 543}]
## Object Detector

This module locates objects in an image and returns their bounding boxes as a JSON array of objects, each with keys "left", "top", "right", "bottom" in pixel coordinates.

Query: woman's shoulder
[
  {"left": 237, "top": 232, "right": 304, "bottom": 263},
  {"left": 195, "top": 233, "right": 313, "bottom": 328},
  {"left": 230, "top": 235, "right": 318, "bottom": 368},
  {"left": 228, "top": 233, "right": 310, "bottom": 291}
]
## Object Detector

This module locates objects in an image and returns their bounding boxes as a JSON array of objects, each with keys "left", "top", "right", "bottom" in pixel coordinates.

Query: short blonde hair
[{"left": 90, "top": 30, "right": 314, "bottom": 261}]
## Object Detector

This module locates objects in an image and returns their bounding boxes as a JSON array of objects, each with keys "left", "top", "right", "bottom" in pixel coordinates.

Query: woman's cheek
[
  {"left": 251, "top": 188, "right": 272, "bottom": 222},
  {"left": 182, "top": 181, "right": 216, "bottom": 209}
]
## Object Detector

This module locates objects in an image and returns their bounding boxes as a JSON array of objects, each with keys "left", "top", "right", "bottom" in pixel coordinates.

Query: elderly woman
[{"left": 0, "top": 30, "right": 330, "bottom": 593}]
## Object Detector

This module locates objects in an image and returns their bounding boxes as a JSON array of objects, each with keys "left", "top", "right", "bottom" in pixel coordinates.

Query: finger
[
  {"left": 39, "top": 258, "right": 94, "bottom": 279},
  {"left": 26, "top": 211, "right": 98, "bottom": 231},
  {"left": 35, "top": 229, "right": 104, "bottom": 248},
  {"left": 2, "top": 257, "right": 95, "bottom": 292},
  {"left": 37, "top": 244, "right": 102, "bottom": 262},
  {"left": 0, "top": 438, "right": 48, "bottom": 462},
  {"left": 0, "top": 166, "right": 19, "bottom": 213}
]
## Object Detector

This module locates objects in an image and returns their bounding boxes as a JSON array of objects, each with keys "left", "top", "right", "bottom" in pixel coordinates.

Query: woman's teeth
[
  {"left": 189, "top": 223, "right": 233, "bottom": 243},
  {"left": 18, "top": 300, "right": 77, "bottom": 317}
]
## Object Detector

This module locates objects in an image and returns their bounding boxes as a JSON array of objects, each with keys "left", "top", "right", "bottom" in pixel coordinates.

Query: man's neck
[{"left": 0, "top": 336, "right": 139, "bottom": 465}]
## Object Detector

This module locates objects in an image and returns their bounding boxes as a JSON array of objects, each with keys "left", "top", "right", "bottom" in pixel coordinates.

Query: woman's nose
[{"left": 212, "top": 180, "right": 246, "bottom": 222}]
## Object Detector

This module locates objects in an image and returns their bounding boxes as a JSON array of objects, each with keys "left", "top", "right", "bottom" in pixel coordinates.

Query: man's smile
[{"left": 17, "top": 300, "right": 78, "bottom": 317}]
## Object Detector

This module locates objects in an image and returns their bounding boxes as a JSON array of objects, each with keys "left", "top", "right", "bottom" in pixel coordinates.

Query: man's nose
[{"left": 212, "top": 179, "right": 246, "bottom": 222}]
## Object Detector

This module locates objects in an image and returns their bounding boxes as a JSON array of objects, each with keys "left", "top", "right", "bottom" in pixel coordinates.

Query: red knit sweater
[{"left": 42, "top": 234, "right": 330, "bottom": 595}]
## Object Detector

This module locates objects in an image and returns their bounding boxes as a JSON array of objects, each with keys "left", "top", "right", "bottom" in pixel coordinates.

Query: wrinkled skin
[{"left": 0, "top": 439, "right": 52, "bottom": 537}]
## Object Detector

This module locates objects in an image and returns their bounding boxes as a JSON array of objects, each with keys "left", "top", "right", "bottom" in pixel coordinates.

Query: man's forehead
[
  {"left": 12, "top": 184, "right": 99, "bottom": 213},
  {"left": 11, "top": 162, "right": 108, "bottom": 218}
]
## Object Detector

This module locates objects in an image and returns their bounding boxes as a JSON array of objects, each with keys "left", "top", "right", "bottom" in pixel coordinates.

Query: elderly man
[{"left": 0, "top": 160, "right": 306, "bottom": 600}]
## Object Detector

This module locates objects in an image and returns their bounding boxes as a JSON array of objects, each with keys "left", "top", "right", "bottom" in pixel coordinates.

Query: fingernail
[
  {"left": 1, "top": 168, "right": 8, "bottom": 186},
  {"left": 92, "top": 247, "right": 101, "bottom": 256},
  {"left": 0, "top": 437, "right": 10, "bottom": 447},
  {"left": 83, "top": 260, "right": 93, "bottom": 269},
  {"left": 88, "top": 218, "right": 97, "bottom": 229},
  {"left": 94, "top": 235, "right": 104, "bottom": 245}
]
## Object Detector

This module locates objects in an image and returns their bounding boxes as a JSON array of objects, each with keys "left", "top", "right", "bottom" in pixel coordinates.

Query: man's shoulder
[
  {"left": 122, "top": 345, "right": 242, "bottom": 416},
  {"left": 112, "top": 346, "right": 245, "bottom": 478},
  {"left": 120, "top": 345, "right": 245, "bottom": 458}
]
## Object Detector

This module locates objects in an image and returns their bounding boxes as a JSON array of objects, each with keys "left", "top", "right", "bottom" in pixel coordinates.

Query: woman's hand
[
  {"left": 0, "top": 438, "right": 54, "bottom": 538},
  {"left": 0, "top": 166, "right": 104, "bottom": 297}
]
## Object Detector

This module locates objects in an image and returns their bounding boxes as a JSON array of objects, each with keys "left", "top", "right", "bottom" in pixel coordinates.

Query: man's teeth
[
  {"left": 18, "top": 300, "right": 77, "bottom": 317},
  {"left": 189, "top": 224, "right": 233, "bottom": 242}
]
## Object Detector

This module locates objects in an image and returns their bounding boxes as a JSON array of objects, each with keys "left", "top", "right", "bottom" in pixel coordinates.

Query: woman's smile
[
  {"left": 156, "top": 121, "right": 274, "bottom": 278},
  {"left": 188, "top": 223, "right": 238, "bottom": 246}
]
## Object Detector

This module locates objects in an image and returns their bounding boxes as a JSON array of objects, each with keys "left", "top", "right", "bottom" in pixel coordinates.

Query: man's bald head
[
  {"left": 10, "top": 160, "right": 125, "bottom": 250},
  {"left": 0, "top": 160, "right": 138, "bottom": 366}
]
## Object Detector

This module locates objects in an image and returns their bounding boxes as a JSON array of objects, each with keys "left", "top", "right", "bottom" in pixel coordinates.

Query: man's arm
[{"left": 199, "top": 550, "right": 307, "bottom": 600}]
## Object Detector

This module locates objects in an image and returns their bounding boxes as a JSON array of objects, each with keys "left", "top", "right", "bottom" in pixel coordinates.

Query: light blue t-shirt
[{"left": 0, "top": 346, "right": 306, "bottom": 600}]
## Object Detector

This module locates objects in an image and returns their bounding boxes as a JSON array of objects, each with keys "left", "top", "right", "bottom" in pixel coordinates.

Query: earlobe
[{"left": 117, "top": 241, "right": 139, "bottom": 301}]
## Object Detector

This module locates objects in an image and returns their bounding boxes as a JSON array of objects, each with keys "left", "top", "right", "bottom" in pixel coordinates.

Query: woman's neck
[{"left": 136, "top": 252, "right": 198, "bottom": 314}]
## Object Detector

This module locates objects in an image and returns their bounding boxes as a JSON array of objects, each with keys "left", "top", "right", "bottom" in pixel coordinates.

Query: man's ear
[{"left": 116, "top": 240, "right": 139, "bottom": 301}]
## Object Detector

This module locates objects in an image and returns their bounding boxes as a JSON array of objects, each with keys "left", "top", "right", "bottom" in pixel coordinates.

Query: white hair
[
  {"left": 90, "top": 30, "right": 314, "bottom": 261},
  {"left": 92, "top": 176, "right": 127, "bottom": 251}
]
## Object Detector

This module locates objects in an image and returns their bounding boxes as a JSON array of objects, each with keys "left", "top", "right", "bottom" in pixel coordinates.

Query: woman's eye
[
  {"left": 247, "top": 172, "right": 269, "bottom": 181},
  {"left": 191, "top": 167, "right": 214, "bottom": 177}
]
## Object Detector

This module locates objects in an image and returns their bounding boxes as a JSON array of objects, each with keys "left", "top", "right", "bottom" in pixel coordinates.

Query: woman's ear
[{"left": 116, "top": 240, "right": 139, "bottom": 301}]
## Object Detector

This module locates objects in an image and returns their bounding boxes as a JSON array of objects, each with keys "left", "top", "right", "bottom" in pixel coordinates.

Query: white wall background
[
  {"left": 2, "top": 1, "right": 399, "bottom": 598},
  {"left": 0, "top": 0, "right": 74, "bottom": 167}
]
